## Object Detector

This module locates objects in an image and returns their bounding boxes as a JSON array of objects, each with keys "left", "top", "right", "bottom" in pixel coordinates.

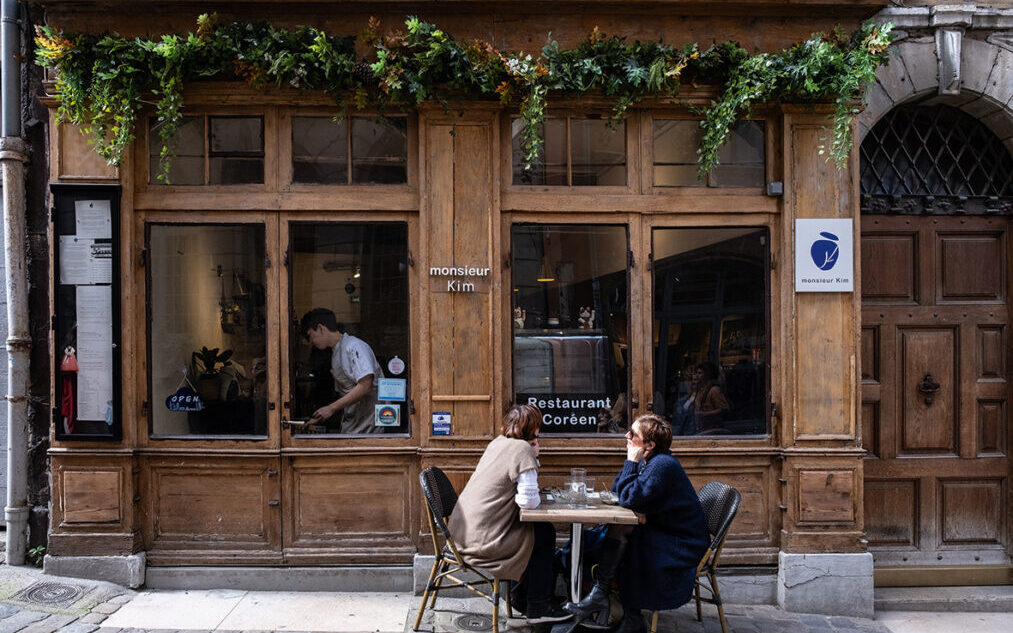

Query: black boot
[
  {"left": 562, "top": 538, "right": 627, "bottom": 629},
  {"left": 612, "top": 608, "right": 646, "bottom": 633}
]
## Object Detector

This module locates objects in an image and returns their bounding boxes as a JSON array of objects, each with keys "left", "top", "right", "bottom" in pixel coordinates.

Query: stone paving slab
[{"left": 406, "top": 597, "right": 894, "bottom": 633}]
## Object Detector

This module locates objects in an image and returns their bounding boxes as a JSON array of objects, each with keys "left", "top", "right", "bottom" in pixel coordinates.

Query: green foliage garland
[{"left": 35, "top": 15, "right": 893, "bottom": 182}]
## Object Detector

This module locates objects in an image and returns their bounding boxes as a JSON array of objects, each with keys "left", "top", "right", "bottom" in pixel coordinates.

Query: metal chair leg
[{"left": 504, "top": 579, "right": 513, "bottom": 619}]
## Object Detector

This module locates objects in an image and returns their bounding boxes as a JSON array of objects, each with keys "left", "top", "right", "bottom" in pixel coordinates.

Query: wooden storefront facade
[{"left": 35, "top": 0, "right": 1010, "bottom": 603}]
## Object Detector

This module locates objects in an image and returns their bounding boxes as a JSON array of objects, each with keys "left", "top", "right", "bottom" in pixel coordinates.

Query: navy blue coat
[{"left": 612, "top": 454, "right": 709, "bottom": 610}]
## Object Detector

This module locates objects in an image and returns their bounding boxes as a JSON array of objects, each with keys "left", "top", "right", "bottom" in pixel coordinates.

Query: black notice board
[{"left": 51, "top": 183, "right": 122, "bottom": 440}]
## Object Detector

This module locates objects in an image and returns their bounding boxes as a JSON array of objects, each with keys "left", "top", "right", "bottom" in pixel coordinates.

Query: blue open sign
[{"left": 166, "top": 386, "right": 204, "bottom": 412}]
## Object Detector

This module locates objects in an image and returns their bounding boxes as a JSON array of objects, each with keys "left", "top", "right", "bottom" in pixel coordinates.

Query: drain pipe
[{"left": 2, "top": 0, "right": 30, "bottom": 566}]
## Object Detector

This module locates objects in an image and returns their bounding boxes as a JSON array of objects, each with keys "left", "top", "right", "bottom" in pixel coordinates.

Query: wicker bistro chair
[
  {"left": 413, "top": 466, "right": 513, "bottom": 633},
  {"left": 650, "top": 481, "right": 742, "bottom": 633}
]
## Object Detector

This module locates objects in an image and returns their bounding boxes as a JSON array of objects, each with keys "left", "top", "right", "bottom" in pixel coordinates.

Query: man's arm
[{"left": 310, "top": 374, "right": 374, "bottom": 424}]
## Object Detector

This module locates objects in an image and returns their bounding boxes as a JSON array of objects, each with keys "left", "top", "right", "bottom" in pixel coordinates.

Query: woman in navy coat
[{"left": 564, "top": 413, "right": 709, "bottom": 633}]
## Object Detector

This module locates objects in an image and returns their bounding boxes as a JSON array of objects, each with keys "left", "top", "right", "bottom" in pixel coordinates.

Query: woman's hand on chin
[{"left": 626, "top": 444, "right": 646, "bottom": 462}]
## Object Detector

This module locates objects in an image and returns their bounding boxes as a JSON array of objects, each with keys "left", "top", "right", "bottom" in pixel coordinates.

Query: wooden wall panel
[
  {"left": 62, "top": 470, "right": 121, "bottom": 524},
  {"left": 798, "top": 469, "right": 855, "bottom": 524},
  {"left": 978, "top": 326, "right": 1005, "bottom": 379},
  {"left": 938, "top": 234, "right": 1005, "bottom": 303},
  {"left": 144, "top": 457, "right": 281, "bottom": 558},
  {"left": 425, "top": 117, "right": 497, "bottom": 437},
  {"left": 796, "top": 291, "right": 851, "bottom": 437},
  {"left": 861, "top": 326, "right": 879, "bottom": 382},
  {"left": 899, "top": 327, "right": 957, "bottom": 455},
  {"left": 48, "top": 454, "right": 140, "bottom": 556},
  {"left": 789, "top": 120, "right": 856, "bottom": 440},
  {"left": 53, "top": 121, "right": 119, "bottom": 181},
  {"left": 864, "top": 479, "right": 917, "bottom": 547},
  {"left": 938, "top": 479, "right": 1004, "bottom": 546},
  {"left": 862, "top": 402, "right": 880, "bottom": 458},
  {"left": 977, "top": 400, "right": 1005, "bottom": 456},
  {"left": 861, "top": 233, "right": 917, "bottom": 303}
]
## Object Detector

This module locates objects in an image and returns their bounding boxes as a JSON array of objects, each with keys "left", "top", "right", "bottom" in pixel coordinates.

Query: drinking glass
[
  {"left": 585, "top": 477, "right": 596, "bottom": 497},
  {"left": 569, "top": 468, "right": 588, "bottom": 509}
]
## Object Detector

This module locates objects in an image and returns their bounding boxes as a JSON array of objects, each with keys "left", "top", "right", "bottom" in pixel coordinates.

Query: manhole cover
[
  {"left": 14, "top": 581, "right": 85, "bottom": 606},
  {"left": 453, "top": 613, "right": 494, "bottom": 632}
]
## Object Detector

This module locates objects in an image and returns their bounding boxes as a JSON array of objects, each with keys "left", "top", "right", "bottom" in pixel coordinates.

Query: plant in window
[{"left": 191, "top": 346, "right": 234, "bottom": 401}]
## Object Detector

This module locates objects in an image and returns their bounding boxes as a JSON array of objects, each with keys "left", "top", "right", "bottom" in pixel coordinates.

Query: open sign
[{"left": 166, "top": 387, "right": 204, "bottom": 412}]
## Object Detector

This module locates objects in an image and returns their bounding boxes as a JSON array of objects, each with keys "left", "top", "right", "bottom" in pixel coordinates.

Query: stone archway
[{"left": 859, "top": 16, "right": 1012, "bottom": 153}]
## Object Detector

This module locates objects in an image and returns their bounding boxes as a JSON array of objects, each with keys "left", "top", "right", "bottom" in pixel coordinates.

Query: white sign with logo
[{"left": 795, "top": 219, "right": 854, "bottom": 292}]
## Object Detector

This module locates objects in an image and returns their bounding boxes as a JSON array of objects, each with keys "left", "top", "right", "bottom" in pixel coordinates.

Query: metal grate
[
  {"left": 453, "top": 613, "right": 494, "bottom": 631},
  {"left": 862, "top": 104, "right": 1013, "bottom": 197},
  {"left": 12, "top": 581, "right": 86, "bottom": 607}
]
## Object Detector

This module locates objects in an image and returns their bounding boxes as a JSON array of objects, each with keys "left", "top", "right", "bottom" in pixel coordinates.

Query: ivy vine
[{"left": 35, "top": 15, "right": 893, "bottom": 182}]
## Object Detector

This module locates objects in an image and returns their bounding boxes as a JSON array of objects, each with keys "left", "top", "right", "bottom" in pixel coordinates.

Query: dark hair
[
  {"left": 300, "top": 308, "right": 339, "bottom": 337},
  {"left": 634, "top": 413, "right": 673, "bottom": 456},
  {"left": 501, "top": 404, "right": 542, "bottom": 441},
  {"left": 696, "top": 362, "right": 720, "bottom": 382}
]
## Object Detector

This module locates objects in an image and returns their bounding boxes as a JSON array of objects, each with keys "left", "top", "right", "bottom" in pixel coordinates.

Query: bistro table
[{"left": 520, "top": 491, "right": 638, "bottom": 604}]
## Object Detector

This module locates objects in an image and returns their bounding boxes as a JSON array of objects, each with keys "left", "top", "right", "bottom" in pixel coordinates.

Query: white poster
[
  {"left": 76, "top": 285, "right": 113, "bottom": 421},
  {"left": 75, "top": 200, "right": 112, "bottom": 239},
  {"left": 59, "top": 236, "right": 112, "bottom": 285},
  {"left": 795, "top": 218, "right": 854, "bottom": 292},
  {"left": 59, "top": 236, "right": 91, "bottom": 285},
  {"left": 88, "top": 241, "right": 113, "bottom": 284}
]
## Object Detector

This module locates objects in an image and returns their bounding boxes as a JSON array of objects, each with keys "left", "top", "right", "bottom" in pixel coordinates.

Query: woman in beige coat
[{"left": 447, "top": 404, "right": 571, "bottom": 624}]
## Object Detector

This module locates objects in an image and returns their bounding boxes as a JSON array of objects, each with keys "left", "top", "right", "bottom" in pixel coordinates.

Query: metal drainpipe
[{"left": 2, "top": 0, "right": 30, "bottom": 566}]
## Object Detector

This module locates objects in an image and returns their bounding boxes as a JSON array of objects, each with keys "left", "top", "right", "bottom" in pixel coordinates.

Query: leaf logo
[{"left": 810, "top": 231, "right": 840, "bottom": 271}]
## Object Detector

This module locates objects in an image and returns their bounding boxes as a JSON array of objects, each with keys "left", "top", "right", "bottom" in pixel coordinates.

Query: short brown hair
[
  {"left": 634, "top": 413, "right": 673, "bottom": 455},
  {"left": 501, "top": 404, "right": 542, "bottom": 441}
]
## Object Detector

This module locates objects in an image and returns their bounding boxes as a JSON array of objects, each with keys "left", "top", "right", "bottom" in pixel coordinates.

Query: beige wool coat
[{"left": 447, "top": 435, "right": 539, "bottom": 580}]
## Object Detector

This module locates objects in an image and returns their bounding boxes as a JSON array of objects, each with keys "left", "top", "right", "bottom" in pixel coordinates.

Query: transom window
[
  {"left": 511, "top": 116, "right": 627, "bottom": 186},
  {"left": 653, "top": 120, "right": 765, "bottom": 188},
  {"left": 861, "top": 104, "right": 1013, "bottom": 198},
  {"left": 149, "top": 116, "right": 265, "bottom": 185},
  {"left": 291, "top": 116, "right": 408, "bottom": 185}
]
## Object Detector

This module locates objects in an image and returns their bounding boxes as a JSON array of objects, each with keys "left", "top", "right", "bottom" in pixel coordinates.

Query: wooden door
[{"left": 861, "top": 215, "right": 1011, "bottom": 569}]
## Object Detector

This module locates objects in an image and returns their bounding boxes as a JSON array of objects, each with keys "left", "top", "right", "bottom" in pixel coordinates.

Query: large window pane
[
  {"left": 652, "top": 228, "right": 769, "bottom": 437},
  {"left": 512, "top": 224, "right": 629, "bottom": 434},
  {"left": 148, "top": 224, "right": 267, "bottom": 436},
  {"left": 289, "top": 223, "right": 410, "bottom": 435}
]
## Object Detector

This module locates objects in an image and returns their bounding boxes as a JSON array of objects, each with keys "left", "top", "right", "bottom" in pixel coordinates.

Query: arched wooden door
[{"left": 860, "top": 104, "right": 1013, "bottom": 578}]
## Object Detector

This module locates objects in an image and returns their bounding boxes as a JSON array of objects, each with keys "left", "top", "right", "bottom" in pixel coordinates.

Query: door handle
[
  {"left": 917, "top": 373, "right": 940, "bottom": 405},
  {"left": 282, "top": 418, "right": 310, "bottom": 429}
]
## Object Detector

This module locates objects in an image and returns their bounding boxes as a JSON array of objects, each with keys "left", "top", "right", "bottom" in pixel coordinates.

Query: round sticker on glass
[{"left": 387, "top": 355, "right": 405, "bottom": 376}]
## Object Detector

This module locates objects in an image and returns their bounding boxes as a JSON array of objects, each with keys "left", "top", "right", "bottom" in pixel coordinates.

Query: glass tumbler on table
[{"left": 569, "top": 468, "right": 588, "bottom": 509}]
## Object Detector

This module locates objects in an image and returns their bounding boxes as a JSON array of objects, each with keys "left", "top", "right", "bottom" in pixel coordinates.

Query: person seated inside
[
  {"left": 447, "top": 404, "right": 571, "bottom": 625},
  {"left": 564, "top": 413, "right": 709, "bottom": 633}
]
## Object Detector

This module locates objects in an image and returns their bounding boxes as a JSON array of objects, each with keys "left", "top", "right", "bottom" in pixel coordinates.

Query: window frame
[
  {"left": 280, "top": 109, "right": 417, "bottom": 193},
  {"left": 143, "top": 109, "right": 272, "bottom": 190},
  {"left": 507, "top": 217, "right": 635, "bottom": 438},
  {"left": 641, "top": 216, "right": 777, "bottom": 446},
  {"left": 502, "top": 109, "right": 637, "bottom": 195},
  {"left": 641, "top": 110, "right": 776, "bottom": 196}
]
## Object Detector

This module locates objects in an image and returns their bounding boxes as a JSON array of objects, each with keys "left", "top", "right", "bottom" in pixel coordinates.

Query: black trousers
[{"left": 521, "top": 521, "right": 557, "bottom": 605}]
